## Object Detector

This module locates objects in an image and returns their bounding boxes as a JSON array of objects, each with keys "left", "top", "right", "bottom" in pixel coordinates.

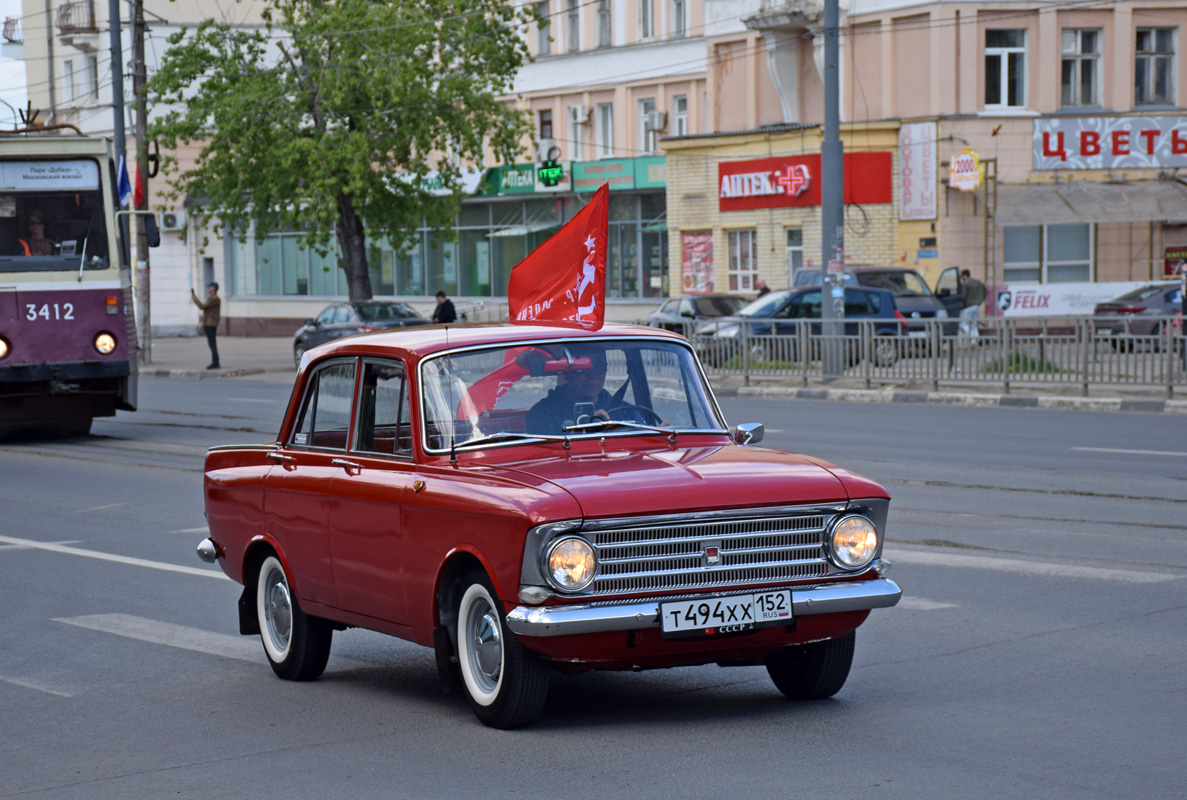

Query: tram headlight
[
  {"left": 93, "top": 332, "right": 117, "bottom": 355},
  {"left": 0, "top": 337, "right": 9, "bottom": 360}
]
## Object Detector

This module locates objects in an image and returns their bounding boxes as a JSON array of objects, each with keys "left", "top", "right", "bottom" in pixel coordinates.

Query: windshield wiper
[
  {"left": 563, "top": 418, "right": 677, "bottom": 440},
  {"left": 459, "top": 430, "right": 569, "bottom": 448}
]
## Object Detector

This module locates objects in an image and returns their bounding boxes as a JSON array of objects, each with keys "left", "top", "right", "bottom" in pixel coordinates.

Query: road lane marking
[
  {"left": 888, "top": 549, "right": 1180, "bottom": 583},
  {"left": 1072, "top": 446, "right": 1187, "bottom": 458},
  {"left": 0, "top": 535, "right": 230, "bottom": 581},
  {"left": 75, "top": 503, "right": 127, "bottom": 513},
  {"left": 0, "top": 674, "right": 73, "bottom": 698},
  {"left": 55, "top": 614, "right": 260, "bottom": 663},
  {"left": 229, "top": 397, "right": 278, "bottom": 404},
  {"left": 170, "top": 526, "right": 210, "bottom": 534},
  {"left": 898, "top": 597, "right": 958, "bottom": 611}
]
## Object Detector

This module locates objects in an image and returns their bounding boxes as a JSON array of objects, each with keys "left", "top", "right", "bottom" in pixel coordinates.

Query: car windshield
[
  {"left": 358, "top": 303, "right": 418, "bottom": 321},
  {"left": 695, "top": 296, "right": 746, "bottom": 316},
  {"left": 1113, "top": 285, "right": 1174, "bottom": 304},
  {"left": 737, "top": 291, "right": 792, "bottom": 318},
  {"left": 419, "top": 339, "right": 725, "bottom": 451},
  {"left": 858, "top": 270, "right": 931, "bottom": 297}
]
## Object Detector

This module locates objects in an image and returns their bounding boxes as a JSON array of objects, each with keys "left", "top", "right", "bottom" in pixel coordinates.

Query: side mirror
[
  {"left": 304, "top": 318, "right": 316, "bottom": 327},
  {"left": 680, "top": 309, "right": 695, "bottom": 318},
  {"left": 733, "top": 422, "right": 764, "bottom": 445}
]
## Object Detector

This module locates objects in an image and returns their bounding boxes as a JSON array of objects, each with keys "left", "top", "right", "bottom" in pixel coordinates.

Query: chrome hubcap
[
  {"left": 468, "top": 599, "right": 502, "bottom": 691},
  {"left": 265, "top": 571, "right": 292, "bottom": 650}
]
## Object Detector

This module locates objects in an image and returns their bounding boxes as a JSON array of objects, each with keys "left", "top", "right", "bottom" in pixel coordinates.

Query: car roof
[{"left": 305, "top": 322, "right": 688, "bottom": 362}]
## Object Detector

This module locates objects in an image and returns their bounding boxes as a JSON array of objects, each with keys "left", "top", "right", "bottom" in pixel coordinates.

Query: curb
[
  {"left": 139, "top": 367, "right": 267, "bottom": 379},
  {"left": 737, "top": 386, "right": 1187, "bottom": 415}
]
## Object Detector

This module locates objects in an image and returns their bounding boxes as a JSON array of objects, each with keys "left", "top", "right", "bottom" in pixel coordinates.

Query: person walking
[
  {"left": 432, "top": 290, "right": 457, "bottom": 324},
  {"left": 959, "top": 268, "right": 987, "bottom": 344},
  {"left": 191, "top": 282, "right": 221, "bottom": 369}
]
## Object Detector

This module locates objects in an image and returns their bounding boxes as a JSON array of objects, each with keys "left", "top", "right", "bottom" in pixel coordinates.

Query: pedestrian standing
[
  {"left": 959, "top": 268, "right": 987, "bottom": 343},
  {"left": 755, "top": 280, "right": 770, "bottom": 298},
  {"left": 191, "top": 282, "right": 221, "bottom": 369},
  {"left": 432, "top": 290, "right": 457, "bottom": 324}
]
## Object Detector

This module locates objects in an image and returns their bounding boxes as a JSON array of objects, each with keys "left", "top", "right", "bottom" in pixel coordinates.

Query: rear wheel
[
  {"left": 455, "top": 569, "right": 550, "bottom": 729},
  {"left": 764, "top": 631, "right": 855, "bottom": 700},
  {"left": 256, "top": 555, "right": 332, "bottom": 681},
  {"left": 872, "top": 334, "right": 899, "bottom": 367}
]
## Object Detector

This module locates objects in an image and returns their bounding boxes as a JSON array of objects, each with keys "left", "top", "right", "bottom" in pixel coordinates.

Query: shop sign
[
  {"left": 681, "top": 231, "right": 714, "bottom": 294},
  {"left": 481, "top": 162, "right": 571, "bottom": 194},
  {"left": 573, "top": 159, "right": 637, "bottom": 191},
  {"left": 537, "top": 159, "right": 565, "bottom": 188},
  {"left": 717, "top": 153, "right": 892, "bottom": 212},
  {"left": 992, "top": 281, "right": 1149, "bottom": 317},
  {"left": 949, "top": 147, "right": 983, "bottom": 192},
  {"left": 634, "top": 157, "right": 667, "bottom": 190},
  {"left": 1166, "top": 246, "right": 1187, "bottom": 278},
  {"left": 899, "top": 122, "right": 937, "bottom": 219},
  {"left": 1033, "top": 116, "right": 1187, "bottom": 169}
]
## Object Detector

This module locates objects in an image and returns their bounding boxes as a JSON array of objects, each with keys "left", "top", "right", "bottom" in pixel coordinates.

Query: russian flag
[{"left": 117, "top": 156, "right": 132, "bottom": 208}]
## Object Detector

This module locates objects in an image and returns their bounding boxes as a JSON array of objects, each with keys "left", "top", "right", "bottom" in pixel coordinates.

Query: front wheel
[
  {"left": 256, "top": 555, "right": 332, "bottom": 681},
  {"left": 456, "top": 570, "right": 550, "bottom": 729},
  {"left": 764, "top": 631, "right": 855, "bottom": 700}
]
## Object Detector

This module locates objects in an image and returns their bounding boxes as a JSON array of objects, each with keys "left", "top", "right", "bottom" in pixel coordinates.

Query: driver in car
[{"left": 524, "top": 348, "right": 616, "bottom": 434}]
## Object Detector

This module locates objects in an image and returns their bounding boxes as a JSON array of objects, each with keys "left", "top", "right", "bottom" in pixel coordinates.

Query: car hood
[{"left": 490, "top": 443, "right": 884, "bottom": 519}]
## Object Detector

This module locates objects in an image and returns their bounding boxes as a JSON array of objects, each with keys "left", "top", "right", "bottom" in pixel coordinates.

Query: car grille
[{"left": 585, "top": 509, "right": 837, "bottom": 596}]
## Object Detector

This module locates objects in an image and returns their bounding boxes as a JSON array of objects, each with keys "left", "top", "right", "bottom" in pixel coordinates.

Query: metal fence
[{"left": 661, "top": 316, "right": 1187, "bottom": 397}]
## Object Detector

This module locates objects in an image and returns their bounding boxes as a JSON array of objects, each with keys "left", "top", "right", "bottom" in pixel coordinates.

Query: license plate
[
  {"left": 1096, "top": 328, "right": 1113, "bottom": 336},
  {"left": 907, "top": 331, "right": 927, "bottom": 337},
  {"left": 659, "top": 590, "right": 792, "bottom": 637}
]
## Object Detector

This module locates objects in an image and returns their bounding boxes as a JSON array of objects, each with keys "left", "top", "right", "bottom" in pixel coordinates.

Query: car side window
[
  {"left": 332, "top": 306, "right": 352, "bottom": 324},
  {"left": 1168, "top": 289, "right": 1182, "bottom": 304},
  {"left": 291, "top": 361, "right": 357, "bottom": 450},
  {"left": 865, "top": 291, "right": 884, "bottom": 313},
  {"left": 844, "top": 290, "right": 871, "bottom": 316},
  {"left": 354, "top": 360, "right": 411, "bottom": 457},
  {"left": 315, "top": 308, "right": 335, "bottom": 325},
  {"left": 801, "top": 290, "right": 823, "bottom": 318}
]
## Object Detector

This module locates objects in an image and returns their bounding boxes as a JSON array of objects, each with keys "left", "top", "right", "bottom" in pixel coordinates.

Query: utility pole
[
  {"left": 132, "top": 0, "right": 150, "bottom": 362},
  {"left": 107, "top": 0, "right": 127, "bottom": 248},
  {"left": 820, "top": 0, "right": 845, "bottom": 378}
]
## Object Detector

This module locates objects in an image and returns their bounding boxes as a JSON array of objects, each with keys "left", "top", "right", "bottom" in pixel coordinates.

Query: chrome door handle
[
  {"left": 265, "top": 452, "right": 296, "bottom": 463},
  {"left": 331, "top": 458, "right": 362, "bottom": 472}
]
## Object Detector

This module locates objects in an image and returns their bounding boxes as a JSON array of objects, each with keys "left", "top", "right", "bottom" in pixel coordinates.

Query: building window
[
  {"left": 63, "top": 59, "right": 76, "bottom": 102},
  {"left": 985, "top": 29, "right": 1026, "bottom": 109},
  {"left": 1136, "top": 28, "right": 1176, "bottom": 105},
  {"left": 638, "top": 98, "right": 657, "bottom": 154},
  {"left": 566, "top": 0, "right": 580, "bottom": 52},
  {"left": 1002, "top": 224, "right": 1092, "bottom": 284},
  {"left": 673, "top": 95, "right": 688, "bottom": 136},
  {"left": 87, "top": 55, "right": 99, "bottom": 98},
  {"left": 1061, "top": 29, "right": 1100, "bottom": 107},
  {"left": 673, "top": 0, "right": 687, "bottom": 37},
  {"left": 785, "top": 228, "right": 803, "bottom": 285},
  {"left": 597, "top": 0, "right": 611, "bottom": 47},
  {"left": 640, "top": 0, "right": 653, "bottom": 40},
  {"left": 726, "top": 229, "right": 758, "bottom": 292},
  {"left": 539, "top": 109, "right": 553, "bottom": 141},
  {"left": 597, "top": 102, "right": 614, "bottom": 157},
  {"left": 535, "top": 1, "right": 550, "bottom": 55}
]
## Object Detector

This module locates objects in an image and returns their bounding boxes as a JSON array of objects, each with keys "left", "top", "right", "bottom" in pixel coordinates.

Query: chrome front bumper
[{"left": 505, "top": 578, "right": 902, "bottom": 637}]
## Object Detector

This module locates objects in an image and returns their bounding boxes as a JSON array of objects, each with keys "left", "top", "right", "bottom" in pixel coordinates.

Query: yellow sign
[{"left": 949, "top": 147, "right": 983, "bottom": 192}]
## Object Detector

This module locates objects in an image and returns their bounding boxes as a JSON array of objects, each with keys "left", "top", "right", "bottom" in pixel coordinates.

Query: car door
[
  {"left": 262, "top": 358, "right": 359, "bottom": 608},
  {"left": 327, "top": 358, "right": 414, "bottom": 625},
  {"left": 934, "top": 267, "right": 965, "bottom": 318}
]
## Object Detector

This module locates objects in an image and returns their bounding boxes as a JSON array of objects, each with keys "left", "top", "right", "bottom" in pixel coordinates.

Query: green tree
[{"left": 147, "top": 0, "right": 536, "bottom": 300}]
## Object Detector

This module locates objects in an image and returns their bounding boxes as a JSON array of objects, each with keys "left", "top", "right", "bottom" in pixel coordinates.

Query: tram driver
[{"left": 16, "top": 210, "right": 58, "bottom": 257}]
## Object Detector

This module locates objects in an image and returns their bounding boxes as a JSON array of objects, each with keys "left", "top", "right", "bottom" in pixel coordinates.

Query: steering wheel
[{"left": 605, "top": 404, "right": 663, "bottom": 425}]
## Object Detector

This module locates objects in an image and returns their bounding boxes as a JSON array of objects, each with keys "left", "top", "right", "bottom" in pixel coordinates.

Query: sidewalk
[{"left": 138, "top": 334, "right": 1187, "bottom": 414}]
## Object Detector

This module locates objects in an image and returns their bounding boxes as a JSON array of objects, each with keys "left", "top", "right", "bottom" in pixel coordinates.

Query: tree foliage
[{"left": 147, "top": 0, "right": 536, "bottom": 300}]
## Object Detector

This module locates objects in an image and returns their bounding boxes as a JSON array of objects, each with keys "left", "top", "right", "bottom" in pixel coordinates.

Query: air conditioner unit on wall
[
  {"left": 568, "top": 105, "right": 590, "bottom": 125},
  {"left": 536, "top": 139, "right": 561, "bottom": 163},
  {"left": 160, "top": 209, "right": 184, "bottom": 231},
  {"left": 643, "top": 111, "right": 668, "bottom": 133}
]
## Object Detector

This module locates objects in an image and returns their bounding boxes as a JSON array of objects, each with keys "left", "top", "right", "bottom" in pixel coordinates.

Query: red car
[{"left": 197, "top": 323, "right": 901, "bottom": 728}]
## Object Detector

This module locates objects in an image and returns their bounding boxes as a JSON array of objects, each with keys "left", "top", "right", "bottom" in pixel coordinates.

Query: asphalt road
[{"left": 1, "top": 377, "right": 1184, "bottom": 799}]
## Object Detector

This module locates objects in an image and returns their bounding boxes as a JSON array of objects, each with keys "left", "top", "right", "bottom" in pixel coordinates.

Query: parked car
[
  {"left": 293, "top": 300, "right": 430, "bottom": 366},
  {"left": 197, "top": 323, "right": 901, "bottom": 728},
  {"left": 1093, "top": 282, "right": 1183, "bottom": 351},
  {"left": 794, "top": 266, "right": 959, "bottom": 334},
  {"left": 646, "top": 294, "right": 748, "bottom": 330},
  {"left": 697, "top": 286, "right": 906, "bottom": 367}
]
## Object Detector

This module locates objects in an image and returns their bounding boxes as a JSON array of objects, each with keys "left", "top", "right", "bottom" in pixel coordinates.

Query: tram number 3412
[{"left": 25, "top": 303, "right": 76, "bottom": 321}]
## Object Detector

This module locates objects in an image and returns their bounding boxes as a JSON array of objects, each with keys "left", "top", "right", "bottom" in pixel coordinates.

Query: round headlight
[
  {"left": 546, "top": 537, "right": 597, "bottom": 591},
  {"left": 93, "top": 332, "right": 117, "bottom": 355},
  {"left": 830, "top": 515, "right": 879, "bottom": 569},
  {"left": 0, "top": 337, "right": 9, "bottom": 360}
]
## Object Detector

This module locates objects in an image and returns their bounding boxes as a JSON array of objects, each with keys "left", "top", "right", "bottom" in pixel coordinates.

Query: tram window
[{"left": 0, "top": 160, "right": 111, "bottom": 273}]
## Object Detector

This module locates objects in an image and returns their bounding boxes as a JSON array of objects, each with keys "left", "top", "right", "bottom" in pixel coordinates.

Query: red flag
[
  {"left": 132, "top": 161, "right": 146, "bottom": 208},
  {"left": 508, "top": 183, "right": 609, "bottom": 331}
]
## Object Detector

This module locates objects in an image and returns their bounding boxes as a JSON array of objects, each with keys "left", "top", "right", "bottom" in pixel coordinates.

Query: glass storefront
[{"left": 228, "top": 189, "right": 668, "bottom": 300}]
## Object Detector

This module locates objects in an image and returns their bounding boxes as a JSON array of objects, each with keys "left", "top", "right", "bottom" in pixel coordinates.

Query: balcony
[
  {"left": 57, "top": 0, "right": 100, "bottom": 49},
  {"left": 1, "top": 16, "right": 22, "bottom": 58}
]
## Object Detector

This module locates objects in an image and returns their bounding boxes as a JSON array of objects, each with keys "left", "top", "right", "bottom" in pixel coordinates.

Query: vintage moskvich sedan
[{"left": 197, "top": 323, "right": 901, "bottom": 728}]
